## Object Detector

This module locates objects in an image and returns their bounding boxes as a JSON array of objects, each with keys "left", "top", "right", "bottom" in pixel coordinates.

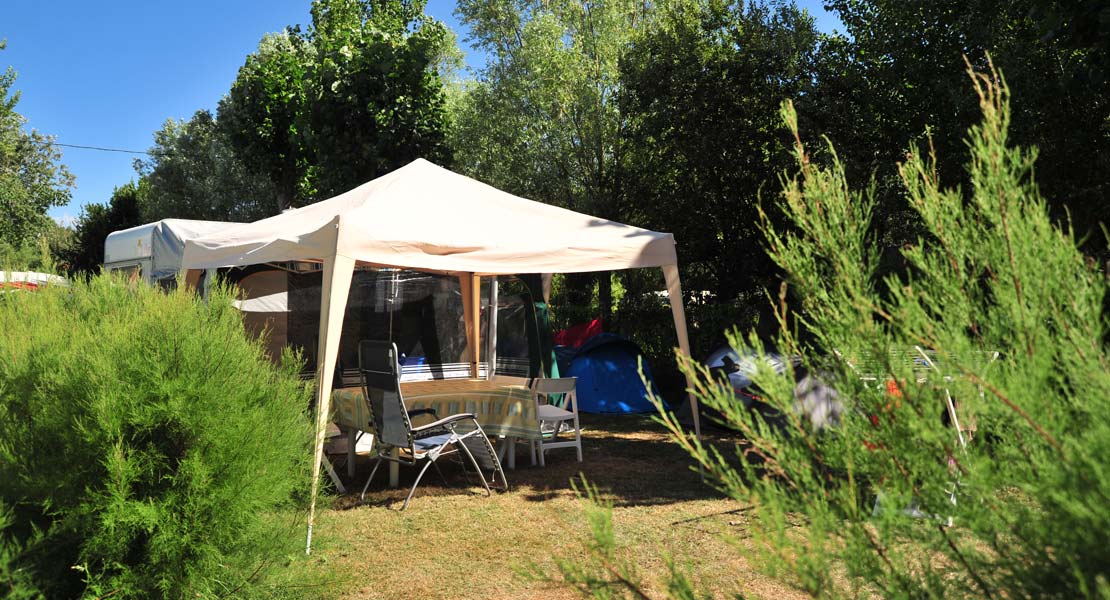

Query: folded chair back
[
  {"left": 358, "top": 340, "right": 412, "bottom": 449},
  {"left": 534, "top": 376, "right": 577, "bottom": 407}
]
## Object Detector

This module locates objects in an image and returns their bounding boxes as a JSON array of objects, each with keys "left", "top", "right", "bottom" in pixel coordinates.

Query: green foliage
[
  {"left": 453, "top": 0, "right": 642, "bottom": 217},
  {"left": 1030, "top": 0, "right": 1110, "bottom": 83},
  {"left": 616, "top": 0, "right": 820, "bottom": 357},
  {"left": 0, "top": 276, "right": 314, "bottom": 598},
  {"left": 453, "top": 0, "right": 655, "bottom": 323},
  {"left": 453, "top": 0, "right": 820, "bottom": 361},
  {"left": 689, "top": 66, "right": 1108, "bottom": 597},
  {"left": 304, "top": 0, "right": 455, "bottom": 199},
  {"left": 0, "top": 40, "right": 75, "bottom": 248},
  {"left": 135, "top": 110, "right": 275, "bottom": 222},
  {"left": 64, "top": 181, "right": 145, "bottom": 277},
  {"left": 218, "top": 0, "right": 454, "bottom": 211},
  {"left": 219, "top": 30, "right": 316, "bottom": 213},
  {"left": 553, "top": 65, "right": 1110, "bottom": 599},
  {"left": 814, "top": 0, "right": 1110, "bottom": 256},
  {"left": 0, "top": 222, "right": 73, "bottom": 273},
  {"left": 0, "top": 503, "right": 42, "bottom": 599}
]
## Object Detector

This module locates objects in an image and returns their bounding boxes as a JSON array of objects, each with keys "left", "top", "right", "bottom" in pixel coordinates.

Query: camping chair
[
  {"left": 357, "top": 340, "right": 507, "bottom": 509},
  {"left": 529, "top": 377, "right": 583, "bottom": 466}
]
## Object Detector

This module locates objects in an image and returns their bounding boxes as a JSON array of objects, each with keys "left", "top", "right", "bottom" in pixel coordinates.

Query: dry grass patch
[{"left": 290, "top": 414, "right": 809, "bottom": 600}]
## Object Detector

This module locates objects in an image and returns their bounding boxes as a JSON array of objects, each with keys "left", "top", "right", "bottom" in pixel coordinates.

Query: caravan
[{"left": 103, "top": 219, "right": 244, "bottom": 285}]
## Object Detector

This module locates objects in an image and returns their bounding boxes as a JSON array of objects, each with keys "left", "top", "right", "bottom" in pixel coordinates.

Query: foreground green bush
[
  {"left": 550, "top": 64, "right": 1110, "bottom": 598},
  {"left": 0, "top": 276, "right": 313, "bottom": 598}
]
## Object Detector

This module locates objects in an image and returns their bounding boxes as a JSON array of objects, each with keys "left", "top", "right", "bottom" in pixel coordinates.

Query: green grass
[{"left": 282, "top": 414, "right": 809, "bottom": 600}]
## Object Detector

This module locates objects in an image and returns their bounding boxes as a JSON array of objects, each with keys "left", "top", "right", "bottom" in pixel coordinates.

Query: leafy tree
[
  {"left": 616, "top": 0, "right": 820, "bottom": 354},
  {"left": 551, "top": 65, "right": 1110, "bottom": 600},
  {"left": 453, "top": 0, "right": 653, "bottom": 322},
  {"left": 219, "top": 30, "right": 315, "bottom": 213},
  {"left": 134, "top": 110, "right": 275, "bottom": 222},
  {"left": 65, "top": 181, "right": 145, "bottom": 277},
  {"left": 303, "top": 0, "right": 455, "bottom": 199},
  {"left": 1030, "top": 0, "right": 1110, "bottom": 83},
  {"left": 813, "top": 0, "right": 1110, "bottom": 256},
  {"left": 0, "top": 40, "right": 75, "bottom": 248},
  {"left": 0, "top": 221, "right": 73, "bottom": 273},
  {"left": 218, "top": 0, "right": 454, "bottom": 210}
]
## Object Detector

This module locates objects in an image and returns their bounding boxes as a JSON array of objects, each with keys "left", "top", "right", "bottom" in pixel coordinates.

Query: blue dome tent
[{"left": 562, "top": 334, "right": 663, "bottom": 413}]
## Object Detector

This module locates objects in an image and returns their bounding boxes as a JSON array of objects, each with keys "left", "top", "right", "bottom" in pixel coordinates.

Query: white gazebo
[{"left": 180, "top": 158, "right": 700, "bottom": 552}]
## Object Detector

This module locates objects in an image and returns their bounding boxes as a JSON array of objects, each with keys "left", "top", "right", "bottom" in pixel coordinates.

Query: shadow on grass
[{"left": 330, "top": 412, "right": 745, "bottom": 511}]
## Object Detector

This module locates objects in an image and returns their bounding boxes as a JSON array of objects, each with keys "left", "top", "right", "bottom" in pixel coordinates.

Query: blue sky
[{"left": 1, "top": 0, "right": 841, "bottom": 225}]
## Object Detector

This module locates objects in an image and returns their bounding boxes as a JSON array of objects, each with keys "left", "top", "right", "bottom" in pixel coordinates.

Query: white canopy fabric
[
  {"left": 182, "top": 159, "right": 677, "bottom": 274},
  {"left": 179, "top": 158, "right": 699, "bottom": 554}
]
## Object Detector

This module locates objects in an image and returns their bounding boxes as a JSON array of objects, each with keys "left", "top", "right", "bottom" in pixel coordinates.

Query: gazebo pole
[
  {"left": 306, "top": 254, "right": 355, "bottom": 555},
  {"left": 470, "top": 273, "right": 482, "bottom": 378},
  {"left": 459, "top": 273, "right": 483, "bottom": 379},
  {"left": 488, "top": 277, "right": 498, "bottom": 380},
  {"left": 662, "top": 265, "right": 701, "bottom": 445}
]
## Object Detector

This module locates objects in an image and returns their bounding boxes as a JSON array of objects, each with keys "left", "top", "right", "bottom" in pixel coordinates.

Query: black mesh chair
[{"left": 357, "top": 340, "right": 507, "bottom": 509}]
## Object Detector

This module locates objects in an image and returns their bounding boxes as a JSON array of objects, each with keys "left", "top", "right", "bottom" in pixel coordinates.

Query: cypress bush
[
  {"left": 551, "top": 62, "right": 1110, "bottom": 598},
  {"left": 0, "top": 275, "right": 313, "bottom": 598}
]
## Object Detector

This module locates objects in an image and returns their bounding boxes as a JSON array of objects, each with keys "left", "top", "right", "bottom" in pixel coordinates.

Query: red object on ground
[
  {"left": 0, "top": 282, "right": 40, "bottom": 291},
  {"left": 553, "top": 318, "right": 603, "bottom": 348}
]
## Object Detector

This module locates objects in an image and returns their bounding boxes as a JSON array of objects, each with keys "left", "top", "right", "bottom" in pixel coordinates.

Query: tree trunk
[
  {"left": 597, "top": 271, "right": 612, "bottom": 328},
  {"left": 276, "top": 187, "right": 292, "bottom": 215},
  {"left": 563, "top": 272, "right": 595, "bottom": 325}
]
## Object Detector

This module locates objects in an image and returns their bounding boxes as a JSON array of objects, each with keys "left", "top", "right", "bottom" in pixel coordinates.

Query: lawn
[{"left": 293, "top": 414, "right": 808, "bottom": 600}]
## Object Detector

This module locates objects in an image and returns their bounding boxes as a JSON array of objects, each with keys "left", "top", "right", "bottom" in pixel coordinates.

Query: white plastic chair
[{"left": 529, "top": 377, "right": 582, "bottom": 466}]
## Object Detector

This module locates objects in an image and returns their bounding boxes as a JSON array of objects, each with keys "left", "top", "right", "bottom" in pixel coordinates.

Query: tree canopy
[
  {"left": 22, "top": 0, "right": 1110, "bottom": 367},
  {"left": 617, "top": 0, "right": 820, "bottom": 343},
  {"left": 64, "top": 180, "right": 145, "bottom": 276},
  {"left": 0, "top": 40, "right": 74, "bottom": 249},
  {"left": 135, "top": 110, "right": 274, "bottom": 223},
  {"left": 815, "top": 0, "right": 1110, "bottom": 254},
  {"left": 217, "top": 0, "right": 454, "bottom": 213}
]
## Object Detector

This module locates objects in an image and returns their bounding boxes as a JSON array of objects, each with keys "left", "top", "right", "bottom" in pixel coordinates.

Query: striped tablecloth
[{"left": 332, "top": 380, "right": 540, "bottom": 441}]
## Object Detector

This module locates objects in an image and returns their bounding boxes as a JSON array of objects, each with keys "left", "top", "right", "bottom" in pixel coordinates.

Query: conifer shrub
[
  {"left": 551, "top": 63, "right": 1110, "bottom": 598},
  {"left": 0, "top": 275, "right": 314, "bottom": 598}
]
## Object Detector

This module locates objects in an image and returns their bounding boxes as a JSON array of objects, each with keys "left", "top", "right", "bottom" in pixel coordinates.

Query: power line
[
  {"left": 26, "top": 138, "right": 175, "bottom": 157},
  {"left": 51, "top": 142, "right": 171, "bottom": 157}
]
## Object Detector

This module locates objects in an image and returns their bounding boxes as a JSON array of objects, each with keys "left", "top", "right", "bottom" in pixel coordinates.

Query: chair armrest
[{"left": 411, "top": 413, "right": 478, "bottom": 434}]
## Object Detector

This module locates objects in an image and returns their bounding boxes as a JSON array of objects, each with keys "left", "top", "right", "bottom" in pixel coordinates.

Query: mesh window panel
[{"left": 286, "top": 268, "right": 492, "bottom": 384}]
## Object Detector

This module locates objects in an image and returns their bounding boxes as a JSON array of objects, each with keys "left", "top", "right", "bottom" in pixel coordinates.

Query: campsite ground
[{"left": 291, "top": 414, "right": 810, "bottom": 599}]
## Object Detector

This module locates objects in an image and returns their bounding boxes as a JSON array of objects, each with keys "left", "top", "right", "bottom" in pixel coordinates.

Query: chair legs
[
  {"left": 531, "top": 418, "right": 582, "bottom": 466},
  {"left": 455, "top": 439, "right": 493, "bottom": 498},
  {"left": 431, "top": 458, "right": 451, "bottom": 485},
  {"left": 400, "top": 459, "right": 437, "bottom": 511},
  {"left": 361, "top": 454, "right": 457, "bottom": 510},
  {"left": 575, "top": 427, "right": 583, "bottom": 462},
  {"left": 360, "top": 457, "right": 384, "bottom": 500},
  {"left": 362, "top": 435, "right": 507, "bottom": 510}
]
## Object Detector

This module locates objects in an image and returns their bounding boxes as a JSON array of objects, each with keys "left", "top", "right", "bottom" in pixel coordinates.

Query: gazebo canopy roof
[{"left": 182, "top": 159, "right": 677, "bottom": 275}]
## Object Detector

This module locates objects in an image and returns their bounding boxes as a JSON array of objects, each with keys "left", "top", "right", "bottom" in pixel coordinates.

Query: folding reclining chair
[{"left": 357, "top": 340, "right": 508, "bottom": 510}]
